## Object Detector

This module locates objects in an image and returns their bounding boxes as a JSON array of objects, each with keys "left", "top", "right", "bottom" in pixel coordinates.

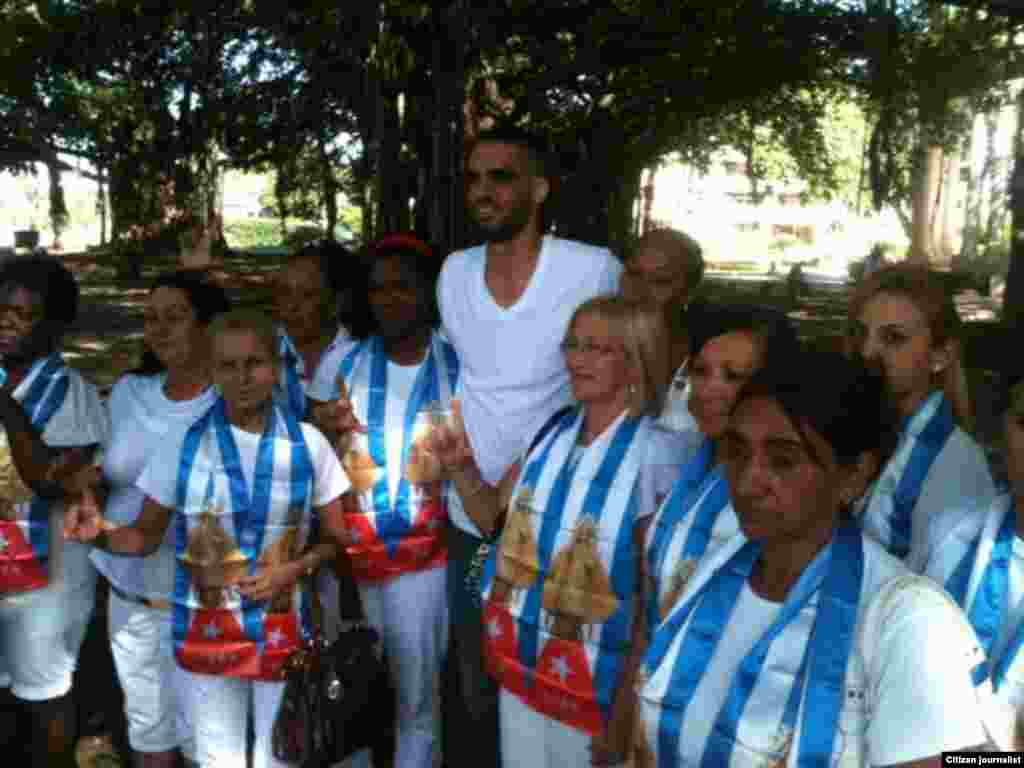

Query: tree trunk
[
  {"left": 960, "top": 133, "right": 980, "bottom": 267},
  {"left": 319, "top": 135, "right": 338, "bottom": 240},
  {"left": 977, "top": 110, "right": 998, "bottom": 252},
  {"left": 275, "top": 168, "right": 290, "bottom": 244},
  {"left": 935, "top": 151, "right": 958, "bottom": 268},
  {"left": 1003, "top": 85, "right": 1024, "bottom": 332},
  {"left": 97, "top": 168, "right": 107, "bottom": 247},
  {"left": 909, "top": 141, "right": 943, "bottom": 264},
  {"left": 376, "top": 91, "right": 406, "bottom": 236},
  {"left": 607, "top": 163, "right": 643, "bottom": 256}
]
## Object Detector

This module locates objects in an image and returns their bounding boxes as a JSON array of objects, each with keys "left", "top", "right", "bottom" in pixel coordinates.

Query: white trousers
[
  {"left": 0, "top": 540, "right": 95, "bottom": 701},
  {"left": 108, "top": 590, "right": 191, "bottom": 754},
  {"left": 355, "top": 565, "right": 448, "bottom": 768},
  {"left": 177, "top": 669, "right": 286, "bottom": 768},
  {"left": 499, "top": 689, "right": 591, "bottom": 768}
]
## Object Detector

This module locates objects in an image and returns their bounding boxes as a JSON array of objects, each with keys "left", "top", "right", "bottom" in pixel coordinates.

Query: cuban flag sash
[
  {"left": 645, "top": 439, "right": 735, "bottom": 632},
  {"left": 172, "top": 398, "right": 313, "bottom": 680},
  {"left": 0, "top": 355, "right": 70, "bottom": 593},
  {"left": 276, "top": 328, "right": 307, "bottom": 417},
  {"left": 856, "top": 392, "right": 954, "bottom": 559},
  {"left": 640, "top": 524, "right": 864, "bottom": 768},
  {"left": 945, "top": 494, "right": 1022, "bottom": 690},
  {"left": 480, "top": 408, "right": 647, "bottom": 734},
  {"left": 334, "top": 333, "right": 458, "bottom": 582}
]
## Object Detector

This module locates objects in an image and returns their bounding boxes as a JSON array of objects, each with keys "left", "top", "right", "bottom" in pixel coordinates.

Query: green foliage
[
  {"left": 223, "top": 219, "right": 284, "bottom": 249},
  {"left": 283, "top": 225, "right": 325, "bottom": 251}
]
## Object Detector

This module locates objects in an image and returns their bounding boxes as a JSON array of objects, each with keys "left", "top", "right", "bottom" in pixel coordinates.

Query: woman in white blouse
[
  {"left": 846, "top": 264, "right": 996, "bottom": 568},
  {"left": 925, "top": 369, "right": 1024, "bottom": 749},
  {"left": 636, "top": 349, "right": 991, "bottom": 767},
  {"left": 88, "top": 271, "right": 229, "bottom": 768},
  {"left": 67, "top": 310, "right": 350, "bottom": 768}
]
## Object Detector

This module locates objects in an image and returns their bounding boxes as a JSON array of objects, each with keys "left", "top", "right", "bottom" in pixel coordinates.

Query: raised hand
[
  {"left": 424, "top": 398, "right": 476, "bottom": 471},
  {"left": 312, "top": 377, "right": 367, "bottom": 453}
]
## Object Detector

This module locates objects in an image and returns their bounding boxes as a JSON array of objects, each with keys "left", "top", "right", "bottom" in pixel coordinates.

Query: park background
[{"left": 4, "top": 2, "right": 1024, "bottom": 766}]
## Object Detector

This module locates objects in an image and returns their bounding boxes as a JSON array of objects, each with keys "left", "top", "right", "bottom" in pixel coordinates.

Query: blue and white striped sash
[
  {"left": 276, "top": 328, "right": 307, "bottom": 417},
  {"left": 482, "top": 408, "right": 647, "bottom": 719},
  {"left": 334, "top": 334, "right": 458, "bottom": 552},
  {"left": 643, "top": 524, "right": 864, "bottom": 768},
  {"left": 10, "top": 355, "right": 71, "bottom": 563},
  {"left": 946, "top": 495, "right": 1020, "bottom": 689},
  {"left": 857, "top": 392, "right": 953, "bottom": 559},
  {"left": 172, "top": 399, "right": 313, "bottom": 653},
  {"left": 645, "top": 439, "right": 733, "bottom": 631}
]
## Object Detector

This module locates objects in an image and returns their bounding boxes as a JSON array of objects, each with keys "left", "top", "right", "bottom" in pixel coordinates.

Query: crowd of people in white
[{"left": 0, "top": 125, "right": 1020, "bottom": 768}]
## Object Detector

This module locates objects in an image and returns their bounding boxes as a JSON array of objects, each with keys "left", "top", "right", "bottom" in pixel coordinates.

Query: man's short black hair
[
  {"left": 0, "top": 254, "right": 79, "bottom": 329},
  {"left": 470, "top": 124, "right": 553, "bottom": 181}
]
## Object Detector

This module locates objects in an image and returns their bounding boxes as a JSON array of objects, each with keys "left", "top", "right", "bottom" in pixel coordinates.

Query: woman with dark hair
[
  {"left": 636, "top": 350, "right": 991, "bottom": 767},
  {"left": 925, "top": 365, "right": 1024, "bottom": 750},
  {"left": 85, "top": 270, "right": 229, "bottom": 768},
  {"left": 309, "top": 233, "right": 451, "bottom": 768},
  {"left": 846, "top": 264, "right": 996, "bottom": 567},
  {"left": 66, "top": 309, "right": 349, "bottom": 768},
  {"left": 273, "top": 242, "right": 359, "bottom": 417},
  {"left": 0, "top": 255, "right": 109, "bottom": 768},
  {"left": 643, "top": 303, "right": 800, "bottom": 631}
]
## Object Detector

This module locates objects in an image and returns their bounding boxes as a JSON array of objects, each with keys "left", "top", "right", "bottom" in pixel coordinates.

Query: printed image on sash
[
  {"left": 258, "top": 525, "right": 302, "bottom": 675},
  {"left": 484, "top": 488, "right": 541, "bottom": 696},
  {"left": 534, "top": 516, "right": 619, "bottom": 733},
  {"left": 341, "top": 432, "right": 380, "bottom": 495},
  {"left": 404, "top": 407, "right": 447, "bottom": 488},
  {"left": 660, "top": 557, "right": 697, "bottom": 621},
  {"left": 0, "top": 433, "right": 47, "bottom": 591},
  {"left": 339, "top": 402, "right": 450, "bottom": 582},
  {"left": 178, "top": 503, "right": 260, "bottom": 677}
]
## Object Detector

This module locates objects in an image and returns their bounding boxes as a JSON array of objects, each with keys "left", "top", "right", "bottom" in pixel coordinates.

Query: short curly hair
[{"left": 0, "top": 254, "right": 79, "bottom": 329}]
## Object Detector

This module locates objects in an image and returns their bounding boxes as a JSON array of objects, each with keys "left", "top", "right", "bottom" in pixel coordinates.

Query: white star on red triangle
[
  {"left": 486, "top": 617, "right": 502, "bottom": 640},
  {"left": 550, "top": 655, "right": 571, "bottom": 684},
  {"left": 202, "top": 621, "right": 223, "bottom": 640},
  {"left": 267, "top": 628, "right": 286, "bottom": 648}
]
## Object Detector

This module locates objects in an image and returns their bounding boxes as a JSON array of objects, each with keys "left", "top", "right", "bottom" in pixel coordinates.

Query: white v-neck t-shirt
[{"left": 438, "top": 235, "right": 621, "bottom": 535}]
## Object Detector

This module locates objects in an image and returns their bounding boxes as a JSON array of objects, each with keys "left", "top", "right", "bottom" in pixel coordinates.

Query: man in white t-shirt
[{"left": 436, "top": 125, "right": 621, "bottom": 768}]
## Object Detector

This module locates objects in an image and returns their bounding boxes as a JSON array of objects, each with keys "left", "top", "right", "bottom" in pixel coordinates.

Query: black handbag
[{"left": 272, "top": 560, "right": 395, "bottom": 767}]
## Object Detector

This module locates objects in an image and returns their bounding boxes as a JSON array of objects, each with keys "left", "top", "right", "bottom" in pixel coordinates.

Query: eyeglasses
[{"left": 560, "top": 337, "right": 622, "bottom": 358}]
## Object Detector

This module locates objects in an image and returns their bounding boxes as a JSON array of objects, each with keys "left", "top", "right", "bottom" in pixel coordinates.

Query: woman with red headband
[{"left": 310, "top": 234, "right": 455, "bottom": 768}]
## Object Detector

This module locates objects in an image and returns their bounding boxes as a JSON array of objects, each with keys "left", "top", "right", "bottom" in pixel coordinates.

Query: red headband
[{"left": 370, "top": 233, "right": 433, "bottom": 260}]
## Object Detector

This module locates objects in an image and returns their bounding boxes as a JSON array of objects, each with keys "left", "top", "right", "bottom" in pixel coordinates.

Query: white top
[
  {"left": 677, "top": 584, "right": 782, "bottom": 756},
  {"left": 639, "top": 534, "right": 990, "bottom": 766},
  {"left": 137, "top": 420, "right": 348, "bottom": 514},
  {"left": 657, "top": 362, "right": 698, "bottom": 436},
  {"left": 308, "top": 339, "right": 435, "bottom": 504},
  {"left": 90, "top": 373, "right": 217, "bottom": 599},
  {"left": 637, "top": 427, "right": 699, "bottom": 521},
  {"left": 380, "top": 360, "right": 421, "bottom": 501},
  {"left": 855, "top": 393, "right": 996, "bottom": 570},
  {"left": 3, "top": 360, "right": 108, "bottom": 591},
  {"left": 437, "top": 235, "right": 621, "bottom": 534},
  {"left": 925, "top": 493, "right": 1024, "bottom": 749}
]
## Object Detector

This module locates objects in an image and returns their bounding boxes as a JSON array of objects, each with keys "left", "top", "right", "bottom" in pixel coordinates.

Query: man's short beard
[{"left": 472, "top": 202, "right": 536, "bottom": 244}]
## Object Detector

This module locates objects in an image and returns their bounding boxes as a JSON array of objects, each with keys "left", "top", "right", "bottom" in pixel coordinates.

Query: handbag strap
[{"left": 334, "top": 549, "right": 370, "bottom": 624}]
